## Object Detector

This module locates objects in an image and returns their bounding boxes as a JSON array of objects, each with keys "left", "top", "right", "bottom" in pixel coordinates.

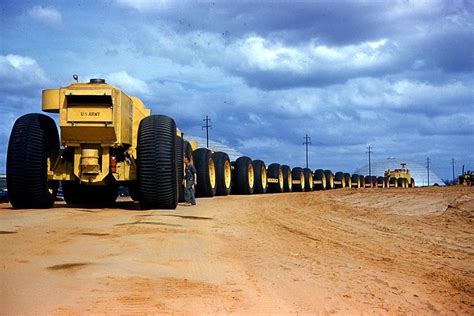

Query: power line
[
  {"left": 426, "top": 157, "right": 431, "bottom": 186},
  {"left": 366, "top": 145, "right": 373, "bottom": 176},
  {"left": 452, "top": 158, "right": 456, "bottom": 183},
  {"left": 201, "top": 115, "right": 212, "bottom": 149},
  {"left": 303, "top": 134, "right": 311, "bottom": 169}
]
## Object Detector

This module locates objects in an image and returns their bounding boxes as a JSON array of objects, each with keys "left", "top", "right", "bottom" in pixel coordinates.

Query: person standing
[{"left": 183, "top": 156, "right": 197, "bottom": 206}]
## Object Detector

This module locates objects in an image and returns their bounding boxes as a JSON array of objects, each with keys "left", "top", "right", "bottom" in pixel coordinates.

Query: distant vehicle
[
  {"left": 384, "top": 163, "right": 415, "bottom": 188},
  {"left": 459, "top": 170, "right": 473, "bottom": 186}
]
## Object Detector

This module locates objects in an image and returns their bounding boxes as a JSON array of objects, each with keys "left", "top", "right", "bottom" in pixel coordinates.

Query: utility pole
[
  {"left": 202, "top": 115, "right": 212, "bottom": 149},
  {"left": 303, "top": 134, "right": 311, "bottom": 169},
  {"left": 426, "top": 157, "right": 431, "bottom": 186},
  {"left": 366, "top": 145, "right": 373, "bottom": 176},
  {"left": 451, "top": 158, "right": 456, "bottom": 184}
]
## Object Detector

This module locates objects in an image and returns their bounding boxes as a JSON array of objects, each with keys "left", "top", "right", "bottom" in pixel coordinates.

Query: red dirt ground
[{"left": 1, "top": 186, "right": 473, "bottom": 314}]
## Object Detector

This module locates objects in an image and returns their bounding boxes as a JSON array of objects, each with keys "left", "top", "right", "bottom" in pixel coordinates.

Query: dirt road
[{"left": 1, "top": 186, "right": 473, "bottom": 314}]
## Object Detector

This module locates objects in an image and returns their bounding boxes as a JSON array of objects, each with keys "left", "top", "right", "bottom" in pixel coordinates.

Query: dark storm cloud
[
  {"left": 427, "top": 30, "right": 474, "bottom": 73},
  {"left": 230, "top": 65, "right": 394, "bottom": 90},
  {"left": 117, "top": 0, "right": 473, "bottom": 91},
  {"left": 116, "top": 0, "right": 470, "bottom": 45},
  {"left": 174, "top": 1, "right": 387, "bottom": 45}
]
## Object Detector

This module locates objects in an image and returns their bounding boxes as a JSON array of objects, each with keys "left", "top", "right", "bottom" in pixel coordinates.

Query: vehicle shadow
[
  {"left": 2, "top": 199, "right": 191, "bottom": 212},
  {"left": 63, "top": 200, "right": 142, "bottom": 211}
]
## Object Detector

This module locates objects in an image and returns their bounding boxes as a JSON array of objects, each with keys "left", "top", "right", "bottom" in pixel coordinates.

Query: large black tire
[
  {"left": 103, "top": 183, "right": 119, "bottom": 203},
  {"left": 397, "top": 178, "right": 407, "bottom": 188},
  {"left": 233, "top": 156, "right": 254, "bottom": 194},
  {"left": 63, "top": 181, "right": 83, "bottom": 205},
  {"left": 267, "top": 163, "right": 284, "bottom": 193},
  {"left": 364, "top": 175, "right": 372, "bottom": 188},
  {"left": 291, "top": 167, "right": 305, "bottom": 192},
  {"left": 303, "top": 168, "right": 313, "bottom": 191},
  {"left": 177, "top": 136, "right": 185, "bottom": 202},
  {"left": 128, "top": 182, "right": 140, "bottom": 201},
  {"left": 281, "top": 165, "right": 292, "bottom": 192},
  {"left": 313, "top": 169, "right": 326, "bottom": 190},
  {"left": 377, "top": 176, "right": 385, "bottom": 188},
  {"left": 137, "top": 115, "right": 178, "bottom": 209},
  {"left": 397, "top": 178, "right": 405, "bottom": 188},
  {"left": 410, "top": 178, "right": 416, "bottom": 188},
  {"left": 334, "top": 172, "right": 345, "bottom": 189},
  {"left": 213, "top": 151, "right": 231, "bottom": 196},
  {"left": 384, "top": 177, "right": 390, "bottom": 188},
  {"left": 193, "top": 148, "right": 217, "bottom": 197},
  {"left": 7, "top": 113, "right": 59, "bottom": 208},
  {"left": 324, "top": 170, "right": 334, "bottom": 189},
  {"left": 63, "top": 181, "right": 118, "bottom": 205},
  {"left": 351, "top": 174, "right": 360, "bottom": 189},
  {"left": 371, "top": 176, "right": 377, "bottom": 188},
  {"left": 389, "top": 177, "right": 398, "bottom": 188},
  {"left": 252, "top": 160, "right": 267, "bottom": 194},
  {"left": 343, "top": 173, "right": 352, "bottom": 189},
  {"left": 95, "top": 183, "right": 118, "bottom": 203},
  {"left": 397, "top": 178, "right": 403, "bottom": 188},
  {"left": 359, "top": 175, "right": 366, "bottom": 188}
]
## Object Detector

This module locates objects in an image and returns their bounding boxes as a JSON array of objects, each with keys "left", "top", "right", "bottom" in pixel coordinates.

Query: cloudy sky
[{"left": 1, "top": 0, "right": 473, "bottom": 180}]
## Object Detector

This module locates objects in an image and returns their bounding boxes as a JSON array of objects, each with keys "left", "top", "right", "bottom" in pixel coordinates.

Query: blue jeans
[{"left": 184, "top": 182, "right": 196, "bottom": 205}]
